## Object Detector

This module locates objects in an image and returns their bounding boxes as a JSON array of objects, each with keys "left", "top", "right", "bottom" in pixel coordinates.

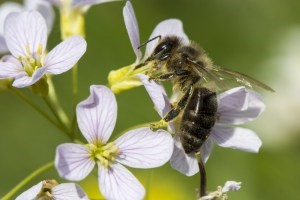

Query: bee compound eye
[{"left": 153, "top": 41, "right": 171, "bottom": 55}]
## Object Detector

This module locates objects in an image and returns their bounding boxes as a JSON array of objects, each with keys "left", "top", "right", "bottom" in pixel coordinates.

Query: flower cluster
[
  {"left": 0, "top": 10, "right": 86, "bottom": 91},
  {"left": 0, "top": 0, "right": 269, "bottom": 200}
]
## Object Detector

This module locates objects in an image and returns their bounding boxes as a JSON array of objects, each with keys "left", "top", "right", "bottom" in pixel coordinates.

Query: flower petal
[
  {"left": 0, "top": 2, "right": 23, "bottom": 53},
  {"left": 4, "top": 11, "right": 47, "bottom": 58},
  {"left": 12, "top": 66, "right": 48, "bottom": 88},
  {"left": 145, "top": 19, "right": 189, "bottom": 57},
  {"left": 15, "top": 181, "right": 42, "bottom": 200},
  {"left": 44, "top": 36, "right": 86, "bottom": 75},
  {"left": 44, "top": 0, "right": 61, "bottom": 6},
  {"left": 1, "top": 55, "right": 19, "bottom": 63},
  {"left": 55, "top": 143, "right": 95, "bottom": 181},
  {"left": 0, "top": 61, "right": 26, "bottom": 79},
  {"left": 0, "top": 36, "right": 8, "bottom": 54},
  {"left": 222, "top": 181, "right": 242, "bottom": 193},
  {"left": 0, "top": 2, "right": 23, "bottom": 34},
  {"left": 72, "top": 0, "right": 121, "bottom": 8},
  {"left": 77, "top": 85, "right": 117, "bottom": 144},
  {"left": 170, "top": 136, "right": 199, "bottom": 176},
  {"left": 211, "top": 125, "right": 262, "bottom": 153},
  {"left": 137, "top": 74, "right": 171, "bottom": 117},
  {"left": 98, "top": 163, "right": 145, "bottom": 200},
  {"left": 218, "top": 87, "right": 266, "bottom": 125},
  {"left": 24, "top": 0, "right": 55, "bottom": 34},
  {"left": 200, "top": 136, "right": 214, "bottom": 163},
  {"left": 123, "top": 1, "right": 142, "bottom": 62},
  {"left": 115, "top": 127, "right": 173, "bottom": 168},
  {"left": 52, "top": 183, "right": 89, "bottom": 200}
]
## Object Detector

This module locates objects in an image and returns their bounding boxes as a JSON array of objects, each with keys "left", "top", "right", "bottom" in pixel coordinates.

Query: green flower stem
[
  {"left": 9, "top": 88, "right": 65, "bottom": 133},
  {"left": 195, "top": 152, "right": 207, "bottom": 197},
  {"left": 42, "top": 96, "right": 71, "bottom": 138},
  {"left": 71, "top": 64, "right": 79, "bottom": 138},
  {"left": 48, "top": 77, "right": 71, "bottom": 128},
  {"left": 72, "top": 64, "right": 78, "bottom": 106},
  {"left": 1, "top": 162, "right": 54, "bottom": 200}
]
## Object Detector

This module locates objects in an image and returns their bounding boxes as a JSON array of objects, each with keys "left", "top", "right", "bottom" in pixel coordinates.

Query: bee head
[{"left": 148, "top": 36, "right": 180, "bottom": 62}]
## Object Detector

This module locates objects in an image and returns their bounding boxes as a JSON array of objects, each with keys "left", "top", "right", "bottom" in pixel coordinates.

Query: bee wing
[
  {"left": 209, "top": 65, "right": 275, "bottom": 92},
  {"left": 188, "top": 59, "right": 274, "bottom": 92},
  {"left": 188, "top": 59, "right": 243, "bottom": 92}
]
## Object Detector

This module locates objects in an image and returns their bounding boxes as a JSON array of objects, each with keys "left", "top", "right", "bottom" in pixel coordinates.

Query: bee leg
[
  {"left": 149, "top": 69, "right": 190, "bottom": 82},
  {"left": 150, "top": 84, "right": 193, "bottom": 130},
  {"left": 149, "top": 72, "right": 175, "bottom": 82}
]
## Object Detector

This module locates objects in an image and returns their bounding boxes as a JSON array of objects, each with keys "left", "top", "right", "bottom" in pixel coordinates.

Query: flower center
[
  {"left": 88, "top": 142, "right": 119, "bottom": 168},
  {"left": 19, "top": 44, "right": 43, "bottom": 76},
  {"left": 36, "top": 179, "right": 58, "bottom": 200}
]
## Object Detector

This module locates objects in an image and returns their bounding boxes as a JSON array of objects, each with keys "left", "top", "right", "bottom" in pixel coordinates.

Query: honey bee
[{"left": 137, "top": 36, "right": 274, "bottom": 154}]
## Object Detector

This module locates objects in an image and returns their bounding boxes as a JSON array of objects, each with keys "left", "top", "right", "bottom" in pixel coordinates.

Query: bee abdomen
[{"left": 180, "top": 87, "right": 217, "bottom": 154}]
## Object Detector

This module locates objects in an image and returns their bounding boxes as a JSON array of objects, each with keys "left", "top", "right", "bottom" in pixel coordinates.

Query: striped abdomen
[{"left": 180, "top": 87, "right": 217, "bottom": 154}]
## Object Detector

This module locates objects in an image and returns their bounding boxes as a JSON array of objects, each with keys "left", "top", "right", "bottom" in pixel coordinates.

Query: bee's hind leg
[{"left": 150, "top": 84, "right": 193, "bottom": 130}]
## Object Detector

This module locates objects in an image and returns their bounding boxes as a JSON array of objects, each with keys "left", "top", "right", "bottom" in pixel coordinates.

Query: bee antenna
[{"left": 137, "top": 35, "right": 161, "bottom": 49}]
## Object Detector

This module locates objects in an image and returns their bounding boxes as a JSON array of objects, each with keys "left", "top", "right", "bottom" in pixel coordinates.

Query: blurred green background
[{"left": 1, "top": 0, "right": 300, "bottom": 199}]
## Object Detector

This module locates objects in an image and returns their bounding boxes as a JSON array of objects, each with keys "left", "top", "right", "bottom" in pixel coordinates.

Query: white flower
[
  {"left": 16, "top": 180, "right": 89, "bottom": 200},
  {"left": 108, "top": 1, "right": 189, "bottom": 93},
  {"left": 200, "top": 181, "right": 241, "bottom": 200},
  {"left": 55, "top": 85, "right": 174, "bottom": 200},
  {"left": 0, "top": 11, "right": 86, "bottom": 88},
  {"left": 222, "top": 181, "right": 241, "bottom": 193},
  {"left": 139, "top": 74, "right": 264, "bottom": 176},
  {"left": 46, "top": 0, "right": 121, "bottom": 9},
  {"left": 0, "top": 0, "right": 54, "bottom": 54}
]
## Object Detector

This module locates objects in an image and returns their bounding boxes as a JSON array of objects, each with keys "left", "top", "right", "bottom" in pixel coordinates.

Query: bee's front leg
[
  {"left": 150, "top": 84, "right": 193, "bottom": 130},
  {"left": 148, "top": 72, "right": 176, "bottom": 82}
]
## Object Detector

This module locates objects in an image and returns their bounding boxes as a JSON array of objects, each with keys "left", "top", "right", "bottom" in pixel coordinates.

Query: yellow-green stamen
[
  {"left": 19, "top": 44, "right": 44, "bottom": 76},
  {"left": 36, "top": 179, "right": 58, "bottom": 200},
  {"left": 87, "top": 142, "right": 119, "bottom": 168}
]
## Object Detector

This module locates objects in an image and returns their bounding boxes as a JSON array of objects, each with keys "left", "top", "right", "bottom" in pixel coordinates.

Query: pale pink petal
[
  {"left": 218, "top": 87, "right": 249, "bottom": 111},
  {"left": 12, "top": 66, "right": 48, "bottom": 88},
  {"left": 0, "top": 2, "right": 23, "bottom": 54},
  {"left": 15, "top": 181, "right": 42, "bottom": 200},
  {"left": 24, "top": 0, "right": 55, "bottom": 33},
  {"left": 0, "top": 36, "right": 8, "bottom": 53},
  {"left": 170, "top": 136, "right": 199, "bottom": 176},
  {"left": 123, "top": 1, "right": 142, "bottom": 63},
  {"left": 44, "top": 0, "right": 61, "bottom": 6},
  {"left": 52, "top": 183, "right": 89, "bottom": 200},
  {"left": 72, "top": 0, "right": 121, "bottom": 8},
  {"left": 76, "top": 85, "right": 117, "bottom": 144},
  {"left": 55, "top": 143, "right": 95, "bottom": 181},
  {"left": 222, "top": 181, "right": 242, "bottom": 193},
  {"left": 200, "top": 136, "right": 214, "bottom": 163},
  {"left": 145, "top": 19, "right": 189, "bottom": 57},
  {"left": 1, "top": 55, "right": 20, "bottom": 64},
  {"left": 211, "top": 125, "right": 262, "bottom": 153},
  {"left": 44, "top": 36, "right": 86, "bottom": 75},
  {"left": 0, "top": 2, "right": 23, "bottom": 34},
  {"left": 115, "top": 127, "right": 173, "bottom": 168},
  {"left": 137, "top": 74, "right": 170, "bottom": 117},
  {"left": 98, "top": 163, "right": 145, "bottom": 200},
  {"left": 4, "top": 11, "right": 47, "bottom": 58},
  {"left": 218, "top": 87, "right": 266, "bottom": 125},
  {"left": 0, "top": 61, "right": 26, "bottom": 79}
]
